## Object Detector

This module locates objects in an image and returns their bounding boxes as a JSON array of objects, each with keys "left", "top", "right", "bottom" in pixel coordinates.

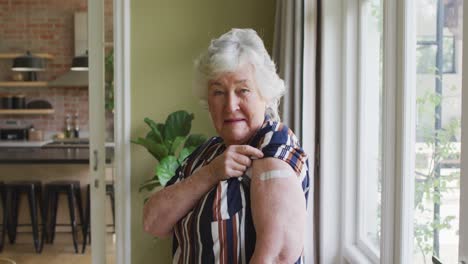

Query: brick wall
[{"left": 0, "top": 0, "right": 113, "bottom": 140}]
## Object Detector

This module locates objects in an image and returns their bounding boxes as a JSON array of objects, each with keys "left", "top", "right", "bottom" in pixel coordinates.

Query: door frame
[
  {"left": 459, "top": 0, "right": 468, "bottom": 262},
  {"left": 113, "top": 0, "right": 132, "bottom": 263},
  {"left": 88, "top": 0, "right": 107, "bottom": 263}
]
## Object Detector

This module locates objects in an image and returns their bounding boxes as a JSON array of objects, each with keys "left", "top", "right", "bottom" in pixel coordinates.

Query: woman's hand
[{"left": 208, "top": 145, "right": 264, "bottom": 181}]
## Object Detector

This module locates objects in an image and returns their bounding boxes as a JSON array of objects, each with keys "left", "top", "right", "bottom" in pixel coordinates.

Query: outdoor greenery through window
[{"left": 414, "top": 0, "right": 462, "bottom": 263}]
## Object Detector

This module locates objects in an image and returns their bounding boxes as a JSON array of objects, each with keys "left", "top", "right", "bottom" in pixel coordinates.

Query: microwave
[{"left": 0, "top": 127, "right": 30, "bottom": 140}]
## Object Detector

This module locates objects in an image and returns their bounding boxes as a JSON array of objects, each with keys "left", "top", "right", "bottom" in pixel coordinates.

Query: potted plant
[{"left": 132, "top": 110, "right": 207, "bottom": 193}]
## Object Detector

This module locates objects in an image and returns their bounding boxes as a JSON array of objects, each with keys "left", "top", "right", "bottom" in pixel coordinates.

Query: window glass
[
  {"left": 360, "top": 0, "right": 383, "bottom": 253},
  {"left": 414, "top": 0, "right": 462, "bottom": 263}
]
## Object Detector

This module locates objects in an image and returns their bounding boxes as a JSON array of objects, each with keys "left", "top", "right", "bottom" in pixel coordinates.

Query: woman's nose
[{"left": 225, "top": 93, "right": 240, "bottom": 112}]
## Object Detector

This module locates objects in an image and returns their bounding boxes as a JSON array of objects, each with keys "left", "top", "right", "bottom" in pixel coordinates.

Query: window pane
[
  {"left": 360, "top": 0, "right": 383, "bottom": 254},
  {"left": 414, "top": 0, "right": 462, "bottom": 263}
]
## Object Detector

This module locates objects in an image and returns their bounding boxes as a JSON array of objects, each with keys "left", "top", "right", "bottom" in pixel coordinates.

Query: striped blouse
[{"left": 166, "top": 118, "right": 310, "bottom": 264}]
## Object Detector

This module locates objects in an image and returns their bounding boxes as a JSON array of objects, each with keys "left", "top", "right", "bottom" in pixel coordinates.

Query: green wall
[{"left": 131, "top": 1, "right": 276, "bottom": 263}]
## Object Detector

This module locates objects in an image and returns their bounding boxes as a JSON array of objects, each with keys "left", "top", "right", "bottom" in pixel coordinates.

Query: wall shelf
[
  {"left": 0, "top": 81, "right": 48, "bottom": 87},
  {"left": 0, "top": 109, "right": 55, "bottom": 115},
  {"left": 0, "top": 53, "right": 54, "bottom": 59}
]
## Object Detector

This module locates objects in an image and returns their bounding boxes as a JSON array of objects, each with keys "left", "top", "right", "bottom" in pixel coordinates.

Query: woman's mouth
[{"left": 224, "top": 118, "right": 245, "bottom": 124}]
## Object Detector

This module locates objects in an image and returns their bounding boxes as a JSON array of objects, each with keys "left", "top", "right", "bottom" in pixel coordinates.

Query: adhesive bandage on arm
[{"left": 258, "top": 170, "right": 296, "bottom": 181}]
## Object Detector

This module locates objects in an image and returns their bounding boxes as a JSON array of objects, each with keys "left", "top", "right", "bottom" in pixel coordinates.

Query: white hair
[{"left": 193, "top": 28, "right": 285, "bottom": 122}]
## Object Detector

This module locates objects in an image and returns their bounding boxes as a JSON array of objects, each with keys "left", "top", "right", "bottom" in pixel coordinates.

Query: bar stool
[
  {"left": 81, "top": 182, "right": 115, "bottom": 253},
  {"left": 4, "top": 181, "right": 43, "bottom": 253},
  {"left": 43, "top": 181, "right": 84, "bottom": 254},
  {"left": 0, "top": 182, "right": 6, "bottom": 252}
]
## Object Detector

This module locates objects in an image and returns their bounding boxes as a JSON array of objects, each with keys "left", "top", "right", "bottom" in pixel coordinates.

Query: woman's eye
[
  {"left": 240, "top": 88, "right": 250, "bottom": 94},
  {"left": 213, "top": 90, "right": 224, "bottom": 96}
]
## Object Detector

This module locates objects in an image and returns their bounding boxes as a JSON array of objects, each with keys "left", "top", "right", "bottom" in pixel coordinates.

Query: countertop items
[{"left": 0, "top": 146, "right": 114, "bottom": 164}]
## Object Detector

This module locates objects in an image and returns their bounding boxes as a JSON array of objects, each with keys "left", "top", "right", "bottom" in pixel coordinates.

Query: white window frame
[
  {"left": 319, "top": 0, "right": 345, "bottom": 263},
  {"left": 114, "top": 0, "right": 132, "bottom": 263},
  {"left": 391, "top": 0, "right": 416, "bottom": 263},
  {"left": 341, "top": 0, "right": 389, "bottom": 262},
  {"left": 331, "top": 0, "right": 415, "bottom": 263}
]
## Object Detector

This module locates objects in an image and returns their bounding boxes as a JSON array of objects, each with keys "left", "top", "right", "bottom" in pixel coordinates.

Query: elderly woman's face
[{"left": 207, "top": 65, "right": 266, "bottom": 146}]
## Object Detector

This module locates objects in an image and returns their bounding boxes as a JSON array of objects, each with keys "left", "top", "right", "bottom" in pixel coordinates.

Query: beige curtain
[{"left": 273, "top": 0, "right": 320, "bottom": 262}]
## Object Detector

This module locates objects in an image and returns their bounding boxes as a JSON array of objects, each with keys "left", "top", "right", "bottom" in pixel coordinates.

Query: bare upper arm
[
  {"left": 249, "top": 157, "right": 306, "bottom": 262},
  {"left": 251, "top": 157, "right": 303, "bottom": 197}
]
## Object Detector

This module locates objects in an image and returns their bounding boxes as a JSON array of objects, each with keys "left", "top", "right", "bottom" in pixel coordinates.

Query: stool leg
[
  {"left": 0, "top": 189, "right": 6, "bottom": 252},
  {"left": 36, "top": 185, "right": 45, "bottom": 250},
  {"left": 50, "top": 192, "right": 59, "bottom": 244},
  {"left": 27, "top": 188, "right": 41, "bottom": 253},
  {"left": 75, "top": 187, "right": 85, "bottom": 239},
  {"left": 5, "top": 189, "right": 13, "bottom": 244},
  {"left": 87, "top": 186, "right": 91, "bottom": 244},
  {"left": 41, "top": 187, "right": 49, "bottom": 247},
  {"left": 9, "top": 190, "right": 19, "bottom": 244},
  {"left": 67, "top": 187, "right": 78, "bottom": 253},
  {"left": 82, "top": 185, "right": 90, "bottom": 253},
  {"left": 36, "top": 186, "right": 44, "bottom": 240}
]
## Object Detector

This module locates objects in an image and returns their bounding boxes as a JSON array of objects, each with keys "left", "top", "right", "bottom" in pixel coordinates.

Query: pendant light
[
  {"left": 71, "top": 50, "right": 88, "bottom": 71},
  {"left": 11, "top": 8, "right": 45, "bottom": 81},
  {"left": 11, "top": 51, "right": 45, "bottom": 81}
]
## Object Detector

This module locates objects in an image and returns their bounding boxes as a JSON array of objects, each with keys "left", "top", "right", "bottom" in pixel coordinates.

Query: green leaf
[
  {"left": 131, "top": 137, "right": 168, "bottom": 160},
  {"left": 157, "top": 123, "right": 165, "bottom": 139},
  {"left": 178, "top": 147, "right": 196, "bottom": 164},
  {"left": 170, "top": 136, "right": 186, "bottom": 156},
  {"left": 164, "top": 111, "right": 194, "bottom": 142},
  {"left": 155, "top": 156, "right": 179, "bottom": 186},
  {"left": 185, "top": 134, "right": 207, "bottom": 148},
  {"left": 144, "top": 117, "right": 163, "bottom": 143},
  {"left": 145, "top": 130, "right": 158, "bottom": 142}
]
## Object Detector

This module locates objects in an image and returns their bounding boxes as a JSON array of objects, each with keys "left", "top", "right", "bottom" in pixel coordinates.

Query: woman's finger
[
  {"left": 228, "top": 168, "right": 245, "bottom": 178},
  {"left": 234, "top": 145, "right": 264, "bottom": 159},
  {"left": 232, "top": 153, "right": 252, "bottom": 167}
]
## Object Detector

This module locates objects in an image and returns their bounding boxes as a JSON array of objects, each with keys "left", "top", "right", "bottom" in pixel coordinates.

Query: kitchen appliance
[{"left": 0, "top": 120, "right": 32, "bottom": 140}]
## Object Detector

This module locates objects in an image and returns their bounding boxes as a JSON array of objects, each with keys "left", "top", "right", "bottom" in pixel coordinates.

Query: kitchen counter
[
  {"left": 0, "top": 146, "right": 114, "bottom": 164},
  {"left": 0, "top": 140, "right": 52, "bottom": 147}
]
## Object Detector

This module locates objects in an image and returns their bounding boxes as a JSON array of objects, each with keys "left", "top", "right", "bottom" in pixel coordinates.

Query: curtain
[
  {"left": 273, "top": 0, "right": 320, "bottom": 263},
  {"left": 273, "top": 0, "right": 304, "bottom": 137}
]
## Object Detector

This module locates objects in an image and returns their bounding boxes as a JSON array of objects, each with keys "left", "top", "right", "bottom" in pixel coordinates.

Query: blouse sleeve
[{"left": 255, "top": 122, "right": 308, "bottom": 176}]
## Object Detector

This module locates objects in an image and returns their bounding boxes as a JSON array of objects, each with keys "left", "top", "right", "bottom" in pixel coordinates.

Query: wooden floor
[{"left": 0, "top": 232, "right": 115, "bottom": 264}]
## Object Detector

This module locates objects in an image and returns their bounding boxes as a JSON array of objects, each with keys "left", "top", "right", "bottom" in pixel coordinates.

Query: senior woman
[{"left": 143, "top": 28, "right": 310, "bottom": 264}]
